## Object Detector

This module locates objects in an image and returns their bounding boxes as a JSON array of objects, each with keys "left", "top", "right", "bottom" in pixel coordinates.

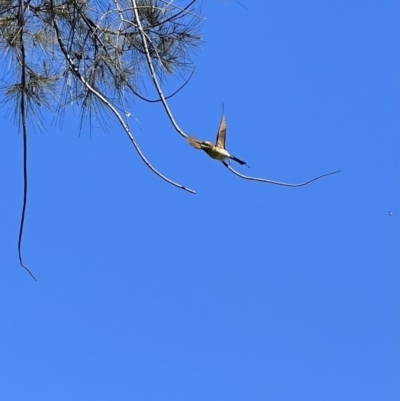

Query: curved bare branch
[
  {"left": 77, "top": 6, "right": 196, "bottom": 104},
  {"left": 17, "top": 0, "right": 37, "bottom": 281},
  {"left": 50, "top": 0, "right": 195, "bottom": 194},
  {"left": 131, "top": 0, "right": 190, "bottom": 139},
  {"left": 133, "top": 68, "right": 195, "bottom": 103},
  {"left": 223, "top": 163, "right": 340, "bottom": 187}
]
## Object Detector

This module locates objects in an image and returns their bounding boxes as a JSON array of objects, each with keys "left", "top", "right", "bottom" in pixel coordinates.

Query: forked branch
[{"left": 50, "top": 0, "right": 195, "bottom": 194}]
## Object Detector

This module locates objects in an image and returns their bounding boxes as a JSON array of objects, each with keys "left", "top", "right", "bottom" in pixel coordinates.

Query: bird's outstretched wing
[
  {"left": 187, "top": 136, "right": 202, "bottom": 149},
  {"left": 216, "top": 114, "right": 227, "bottom": 149}
]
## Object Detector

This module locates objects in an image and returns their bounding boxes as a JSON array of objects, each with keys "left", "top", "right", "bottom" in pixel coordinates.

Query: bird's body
[
  {"left": 201, "top": 141, "right": 231, "bottom": 161},
  {"left": 188, "top": 112, "right": 247, "bottom": 166}
]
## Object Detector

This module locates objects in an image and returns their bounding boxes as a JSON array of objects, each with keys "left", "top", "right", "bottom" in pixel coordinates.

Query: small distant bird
[{"left": 188, "top": 112, "right": 247, "bottom": 166}]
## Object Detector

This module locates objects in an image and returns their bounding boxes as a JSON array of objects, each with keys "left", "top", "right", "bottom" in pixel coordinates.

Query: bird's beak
[{"left": 187, "top": 136, "right": 202, "bottom": 149}]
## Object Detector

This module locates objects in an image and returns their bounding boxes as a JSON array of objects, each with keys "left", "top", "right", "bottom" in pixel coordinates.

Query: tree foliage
[
  {"left": 0, "top": 0, "right": 203, "bottom": 279},
  {"left": 1, "top": 0, "right": 340, "bottom": 279},
  {"left": 0, "top": 0, "right": 202, "bottom": 121}
]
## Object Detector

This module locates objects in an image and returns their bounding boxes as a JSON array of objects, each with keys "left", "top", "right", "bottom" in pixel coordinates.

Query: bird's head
[{"left": 200, "top": 141, "right": 213, "bottom": 150}]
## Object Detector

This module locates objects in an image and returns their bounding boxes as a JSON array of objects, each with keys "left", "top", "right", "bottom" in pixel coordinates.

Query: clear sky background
[{"left": 1, "top": 1, "right": 399, "bottom": 400}]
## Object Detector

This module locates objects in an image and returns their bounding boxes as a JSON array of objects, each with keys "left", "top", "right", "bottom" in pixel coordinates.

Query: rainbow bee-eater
[{"left": 188, "top": 112, "right": 247, "bottom": 166}]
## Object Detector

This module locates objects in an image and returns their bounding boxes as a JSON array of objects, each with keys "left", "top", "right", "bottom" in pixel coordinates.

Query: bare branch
[
  {"left": 17, "top": 0, "right": 37, "bottom": 280},
  {"left": 77, "top": 5, "right": 196, "bottom": 104},
  {"left": 50, "top": 0, "right": 195, "bottom": 194},
  {"left": 133, "top": 67, "right": 196, "bottom": 103},
  {"left": 131, "top": 0, "right": 190, "bottom": 139},
  {"left": 158, "top": 0, "right": 205, "bottom": 20},
  {"left": 223, "top": 163, "right": 341, "bottom": 187}
]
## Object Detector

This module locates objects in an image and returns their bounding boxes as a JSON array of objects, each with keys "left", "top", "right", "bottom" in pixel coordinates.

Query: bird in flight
[
  {"left": 187, "top": 108, "right": 341, "bottom": 187},
  {"left": 188, "top": 112, "right": 247, "bottom": 166}
]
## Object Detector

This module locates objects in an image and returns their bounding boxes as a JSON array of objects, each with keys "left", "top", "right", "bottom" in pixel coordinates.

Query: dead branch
[
  {"left": 131, "top": 0, "right": 192, "bottom": 140},
  {"left": 17, "top": 0, "right": 37, "bottom": 280},
  {"left": 50, "top": 0, "right": 195, "bottom": 194},
  {"left": 223, "top": 162, "right": 340, "bottom": 187}
]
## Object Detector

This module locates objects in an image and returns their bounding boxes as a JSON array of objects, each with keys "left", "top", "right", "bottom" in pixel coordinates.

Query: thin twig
[
  {"left": 144, "top": 0, "right": 200, "bottom": 30},
  {"left": 50, "top": 0, "right": 195, "bottom": 194},
  {"left": 78, "top": 7, "right": 196, "bottom": 104},
  {"left": 234, "top": 0, "right": 248, "bottom": 10},
  {"left": 131, "top": 0, "right": 190, "bottom": 139},
  {"left": 223, "top": 163, "right": 340, "bottom": 187},
  {"left": 134, "top": 68, "right": 196, "bottom": 103},
  {"left": 17, "top": 0, "right": 37, "bottom": 281},
  {"left": 158, "top": 0, "right": 205, "bottom": 19}
]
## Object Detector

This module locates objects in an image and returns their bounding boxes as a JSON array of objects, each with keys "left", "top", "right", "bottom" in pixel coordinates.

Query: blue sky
[{"left": 0, "top": 1, "right": 398, "bottom": 400}]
